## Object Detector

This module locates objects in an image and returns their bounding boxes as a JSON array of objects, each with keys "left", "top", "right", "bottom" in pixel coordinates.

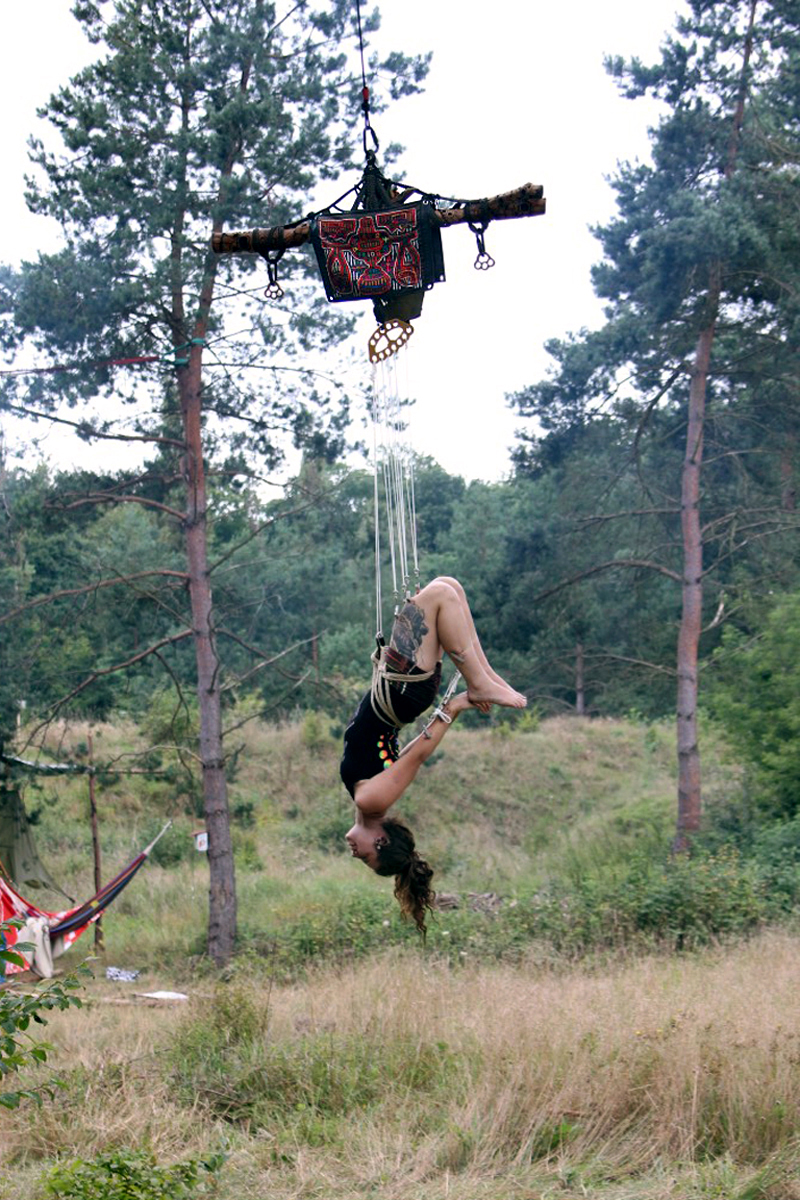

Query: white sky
[{"left": 0, "top": 0, "right": 683, "bottom": 483}]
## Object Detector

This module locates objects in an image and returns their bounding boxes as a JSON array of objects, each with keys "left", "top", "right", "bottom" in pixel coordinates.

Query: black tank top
[
  {"left": 338, "top": 660, "right": 442, "bottom": 799},
  {"left": 339, "top": 692, "right": 399, "bottom": 799}
]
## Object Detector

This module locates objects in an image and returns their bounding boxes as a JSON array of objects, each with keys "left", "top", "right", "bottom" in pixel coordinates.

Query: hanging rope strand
[
  {"left": 407, "top": 448, "right": 420, "bottom": 593},
  {"left": 378, "top": 361, "right": 402, "bottom": 610},
  {"left": 386, "top": 360, "right": 407, "bottom": 600},
  {"left": 371, "top": 366, "right": 383, "bottom": 640},
  {"left": 371, "top": 342, "right": 422, "bottom": 632},
  {"left": 400, "top": 342, "right": 421, "bottom": 593}
]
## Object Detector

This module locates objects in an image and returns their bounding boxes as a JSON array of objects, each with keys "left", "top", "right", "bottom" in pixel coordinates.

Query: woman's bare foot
[{"left": 467, "top": 680, "right": 527, "bottom": 709}]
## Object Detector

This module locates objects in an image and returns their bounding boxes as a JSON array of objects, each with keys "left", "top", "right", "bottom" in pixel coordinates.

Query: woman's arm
[{"left": 353, "top": 692, "right": 473, "bottom": 817}]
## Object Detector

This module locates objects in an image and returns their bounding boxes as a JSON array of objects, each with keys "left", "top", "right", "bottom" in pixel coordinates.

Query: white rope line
[
  {"left": 403, "top": 337, "right": 420, "bottom": 593},
  {"left": 371, "top": 364, "right": 383, "bottom": 639},
  {"left": 371, "top": 341, "right": 421, "bottom": 632}
]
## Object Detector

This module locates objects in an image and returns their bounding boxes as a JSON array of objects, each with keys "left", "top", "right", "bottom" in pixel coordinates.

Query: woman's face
[{"left": 345, "top": 823, "right": 386, "bottom": 871}]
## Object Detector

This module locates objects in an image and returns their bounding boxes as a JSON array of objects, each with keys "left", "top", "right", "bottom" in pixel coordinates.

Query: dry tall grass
[
  {"left": 3, "top": 930, "right": 799, "bottom": 1200},
  {"left": 266, "top": 929, "right": 800, "bottom": 1174}
]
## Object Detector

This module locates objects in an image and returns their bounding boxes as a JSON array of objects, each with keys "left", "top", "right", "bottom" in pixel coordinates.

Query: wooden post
[{"left": 87, "top": 734, "right": 104, "bottom": 954}]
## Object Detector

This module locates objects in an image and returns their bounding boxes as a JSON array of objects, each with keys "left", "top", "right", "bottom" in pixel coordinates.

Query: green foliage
[
  {"left": 140, "top": 687, "right": 200, "bottom": 753},
  {"left": 0, "top": 922, "right": 88, "bottom": 1110},
  {"left": 39, "top": 1147, "right": 225, "bottom": 1200},
  {"left": 283, "top": 787, "right": 352, "bottom": 852},
  {"left": 299, "top": 710, "right": 337, "bottom": 750},
  {"left": 709, "top": 593, "right": 800, "bottom": 818},
  {"left": 237, "top": 881, "right": 413, "bottom": 970}
]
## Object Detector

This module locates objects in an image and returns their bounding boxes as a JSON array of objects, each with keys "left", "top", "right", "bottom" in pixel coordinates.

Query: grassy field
[
  {"left": 2, "top": 933, "right": 800, "bottom": 1199},
  {"left": 2, "top": 714, "right": 798, "bottom": 1198}
]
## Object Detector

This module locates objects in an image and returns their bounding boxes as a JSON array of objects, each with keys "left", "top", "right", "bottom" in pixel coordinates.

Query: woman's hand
[{"left": 446, "top": 691, "right": 490, "bottom": 716}]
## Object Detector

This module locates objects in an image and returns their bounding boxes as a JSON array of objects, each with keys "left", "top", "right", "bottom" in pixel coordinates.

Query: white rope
[
  {"left": 371, "top": 343, "right": 419, "bottom": 624},
  {"left": 371, "top": 364, "right": 383, "bottom": 640},
  {"left": 371, "top": 340, "right": 421, "bottom": 631},
  {"left": 402, "top": 340, "right": 420, "bottom": 593}
]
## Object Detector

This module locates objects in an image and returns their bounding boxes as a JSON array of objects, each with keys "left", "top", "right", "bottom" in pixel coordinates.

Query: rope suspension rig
[{"left": 210, "top": 2, "right": 546, "bottom": 359}]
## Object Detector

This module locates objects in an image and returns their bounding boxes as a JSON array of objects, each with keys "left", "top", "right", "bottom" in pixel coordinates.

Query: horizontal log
[{"left": 211, "top": 183, "right": 545, "bottom": 255}]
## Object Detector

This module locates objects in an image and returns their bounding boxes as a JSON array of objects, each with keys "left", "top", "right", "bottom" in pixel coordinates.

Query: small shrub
[
  {"left": 146, "top": 821, "right": 192, "bottom": 868},
  {"left": 39, "top": 1147, "right": 224, "bottom": 1200},
  {"left": 231, "top": 800, "right": 255, "bottom": 828},
  {"left": 300, "top": 711, "right": 336, "bottom": 750},
  {"left": 0, "top": 920, "right": 88, "bottom": 1110},
  {"left": 232, "top": 830, "right": 263, "bottom": 871}
]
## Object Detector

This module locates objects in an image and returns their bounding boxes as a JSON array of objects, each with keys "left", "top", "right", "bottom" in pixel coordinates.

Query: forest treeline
[{"left": 1, "top": 435, "right": 797, "bottom": 745}]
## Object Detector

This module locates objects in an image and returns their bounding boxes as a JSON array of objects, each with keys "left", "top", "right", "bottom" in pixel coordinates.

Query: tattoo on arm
[{"left": 390, "top": 601, "right": 428, "bottom": 662}]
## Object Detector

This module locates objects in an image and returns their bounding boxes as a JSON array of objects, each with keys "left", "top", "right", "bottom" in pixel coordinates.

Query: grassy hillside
[{"left": 11, "top": 714, "right": 750, "bottom": 975}]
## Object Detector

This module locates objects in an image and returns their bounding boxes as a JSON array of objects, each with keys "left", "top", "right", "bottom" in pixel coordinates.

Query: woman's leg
[
  {"left": 391, "top": 578, "right": 526, "bottom": 708},
  {"left": 434, "top": 576, "right": 512, "bottom": 690}
]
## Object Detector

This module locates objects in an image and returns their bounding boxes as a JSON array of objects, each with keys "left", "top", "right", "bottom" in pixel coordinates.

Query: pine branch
[
  {"left": 25, "top": 630, "right": 194, "bottom": 742},
  {"left": 58, "top": 494, "right": 186, "bottom": 521},
  {"left": 216, "top": 629, "right": 319, "bottom": 691},
  {"left": 2, "top": 402, "right": 185, "bottom": 450},
  {"left": 0, "top": 571, "right": 189, "bottom": 626},
  {"left": 532, "top": 558, "right": 682, "bottom": 606}
]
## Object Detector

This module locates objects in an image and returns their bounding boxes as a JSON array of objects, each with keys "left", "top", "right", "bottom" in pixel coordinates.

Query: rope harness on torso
[
  {"left": 369, "top": 643, "right": 437, "bottom": 726},
  {"left": 369, "top": 642, "right": 461, "bottom": 728}
]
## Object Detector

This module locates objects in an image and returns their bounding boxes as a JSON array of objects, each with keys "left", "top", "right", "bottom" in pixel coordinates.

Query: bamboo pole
[
  {"left": 87, "top": 734, "right": 104, "bottom": 955},
  {"left": 211, "top": 183, "right": 545, "bottom": 256}
]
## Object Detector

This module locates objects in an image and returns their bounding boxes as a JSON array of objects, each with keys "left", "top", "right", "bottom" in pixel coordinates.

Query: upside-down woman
[{"left": 340, "top": 576, "right": 526, "bottom": 933}]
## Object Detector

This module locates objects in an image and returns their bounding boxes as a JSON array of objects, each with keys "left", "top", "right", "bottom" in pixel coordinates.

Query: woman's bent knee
[
  {"left": 422, "top": 578, "right": 460, "bottom": 605},
  {"left": 433, "top": 576, "right": 467, "bottom": 603}
]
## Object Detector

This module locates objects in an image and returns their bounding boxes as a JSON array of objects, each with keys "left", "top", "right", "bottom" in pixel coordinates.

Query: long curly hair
[{"left": 374, "top": 817, "right": 436, "bottom": 935}]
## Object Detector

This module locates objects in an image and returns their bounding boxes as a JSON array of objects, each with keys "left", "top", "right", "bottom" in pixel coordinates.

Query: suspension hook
[
  {"left": 469, "top": 219, "right": 495, "bottom": 271},
  {"left": 261, "top": 248, "right": 286, "bottom": 300}
]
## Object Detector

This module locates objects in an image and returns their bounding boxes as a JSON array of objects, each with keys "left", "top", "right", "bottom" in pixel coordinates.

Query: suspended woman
[{"left": 340, "top": 576, "right": 526, "bottom": 933}]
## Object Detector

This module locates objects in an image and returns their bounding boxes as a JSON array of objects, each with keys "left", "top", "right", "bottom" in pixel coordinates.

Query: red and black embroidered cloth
[{"left": 311, "top": 204, "right": 445, "bottom": 305}]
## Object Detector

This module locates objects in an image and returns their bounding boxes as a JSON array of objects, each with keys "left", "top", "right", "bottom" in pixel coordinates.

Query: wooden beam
[{"left": 211, "top": 183, "right": 545, "bottom": 256}]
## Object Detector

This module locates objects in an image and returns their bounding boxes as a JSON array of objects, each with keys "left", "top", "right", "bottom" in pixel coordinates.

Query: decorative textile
[{"left": 311, "top": 204, "right": 445, "bottom": 305}]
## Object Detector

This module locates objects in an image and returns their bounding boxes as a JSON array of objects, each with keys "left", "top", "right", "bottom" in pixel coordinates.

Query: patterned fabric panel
[{"left": 312, "top": 205, "right": 444, "bottom": 304}]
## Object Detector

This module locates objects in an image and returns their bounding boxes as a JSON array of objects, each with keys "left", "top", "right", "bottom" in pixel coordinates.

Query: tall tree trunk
[
  {"left": 178, "top": 348, "right": 237, "bottom": 965},
  {"left": 674, "top": 320, "right": 713, "bottom": 850},
  {"left": 673, "top": 0, "right": 757, "bottom": 852},
  {"left": 575, "top": 641, "right": 585, "bottom": 715}
]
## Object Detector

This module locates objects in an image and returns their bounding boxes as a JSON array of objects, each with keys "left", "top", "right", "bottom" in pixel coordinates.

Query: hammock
[{"left": 0, "top": 823, "right": 170, "bottom": 979}]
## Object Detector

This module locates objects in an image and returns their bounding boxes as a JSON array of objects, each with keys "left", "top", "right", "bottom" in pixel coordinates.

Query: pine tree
[
  {"left": 511, "top": 0, "right": 800, "bottom": 846},
  {"left": 0, "top": 0, "right": 427, "bottom": 963}
]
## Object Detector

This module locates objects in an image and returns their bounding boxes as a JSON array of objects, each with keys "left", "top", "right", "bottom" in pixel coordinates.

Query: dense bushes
[
  {"left": 709, "top": 593, "right": 800, "bottom": 819},
  {"left": 231, "top": 844, "right": 799, "bottom": 974},
  {"left": 39, "top": 1149, "right": 224, "bottom": 1200}
]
